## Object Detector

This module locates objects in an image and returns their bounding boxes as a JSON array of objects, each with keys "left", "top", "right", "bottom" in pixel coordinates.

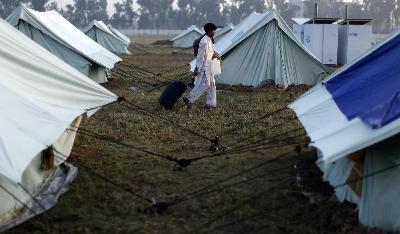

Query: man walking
[{"left": 184, "top": 23, "right": 219, "bottom": 109}]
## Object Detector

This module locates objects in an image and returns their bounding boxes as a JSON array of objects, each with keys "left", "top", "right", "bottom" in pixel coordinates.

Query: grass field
[{"left": 7, "top": 36, "right": 383, "bottom": 234}]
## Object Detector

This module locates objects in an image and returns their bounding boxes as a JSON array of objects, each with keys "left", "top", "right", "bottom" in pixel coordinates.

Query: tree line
[{"left": 0, "top": 0, "right": 398, "bottom": 33}]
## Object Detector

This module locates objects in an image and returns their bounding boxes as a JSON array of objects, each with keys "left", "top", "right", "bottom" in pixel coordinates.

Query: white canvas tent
[
  {"left": 108, "top": 23, "right": 131, "bottom": 45},
  {"left": 190, "top": 11, "right": 330, "bottom": 87},
  {"left": 6, "top": 5, "right": 121, "bottom": 83},
  {"left": 290, "top": 27, "right": 400, "bottom": 231},
  {"left": 0, "top": 18, "right": 118, "bottom": 231},
  {"left": 171, "top": 25, "right": 203, "bottom": 48},
  {"left": 215, "top": 23, "right": 234, "bottom": 41},
  {"left": 83, "top": 20, "right": 131, "bottom": 55}
]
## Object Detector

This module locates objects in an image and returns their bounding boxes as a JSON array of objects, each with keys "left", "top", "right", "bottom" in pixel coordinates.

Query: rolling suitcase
[{"left": 159, "top": 80, "right": 187, "bottom": 110}]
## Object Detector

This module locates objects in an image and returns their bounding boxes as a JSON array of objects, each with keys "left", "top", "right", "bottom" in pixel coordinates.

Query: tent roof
[
  {"left": 191, "top": 10, "right": 323, "bottom": 70},
  {"left": 108, "top": 24, "right": 131, "bottom": 45},
  {"left": 6, "top": 5, "right": 121, "bottom": 69},
  {"left": 289, "top": 27, "right": 400, "bottom": 164},
  {"left": 83, "top": 20, "right": 114, "bottom": 35},
  {"left": 171, "top": 25, "right": 203, "bottom": 42},
  {"left": 83, "top": 20, "right": 129, "bottom": 46},
  {"left": 215, "top": 23, "right": 234, "bottom": 38},
  {"left": 0, "top": 18, "right": 118, "bottom": 184}
]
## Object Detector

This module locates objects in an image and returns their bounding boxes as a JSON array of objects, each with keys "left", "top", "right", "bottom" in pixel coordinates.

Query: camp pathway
[{"left": 7, "top": 37, "right": 383, "bottom": 234}]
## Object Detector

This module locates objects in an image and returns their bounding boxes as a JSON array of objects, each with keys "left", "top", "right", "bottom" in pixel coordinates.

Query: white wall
[
  {"left": 323, "top": 24, "right": 339, "bottom": 64},
  {"left": 338, "top": 24, "right": 374, "bottom": 65},
  {"left": 303, "top": 24, "right": 339, "bottom": 65}
]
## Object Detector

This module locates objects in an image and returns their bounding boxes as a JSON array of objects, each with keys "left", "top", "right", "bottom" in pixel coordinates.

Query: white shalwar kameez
[{"left": 187, "top": 35, "right": 217, "bottom": 107}]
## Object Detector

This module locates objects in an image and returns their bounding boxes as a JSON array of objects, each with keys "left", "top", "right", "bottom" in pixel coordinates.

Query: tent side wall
[
  {"left": 218, "top": 20, "right": 328, "bottom": 87},
  {"left": 93, "top": 28, "right": 130, "bottom": 54},
  {"left": 15, "top": 21, "right": 108, "bottom": 83},
  {"left": 358, "top": 135, "right": 400, "bottom": 231},
  {"left": 0, "top": 117, "right": 82, "bottom": 230},
  {"left": 108, "top": 25, "right": 131, "bottom": 45},
  {"left": 89, "top": 65, "right": 108, "bottom": 84},
  {"left": 319, "top": 157, "right": 360, "bottom": 204},
  {"left": 172, "top": 31, "right": 202, "bottom": 48},
  {"left": 18, "top": 20, "right": 91, "bottom": 76},
  {"left": 319, "top": 134, "right": 400, "bottom": 232},
  {"left": 85, "top": 27, "right": 97, "bottom": 41},
  {"left": 0, "top": 153, "right": 52, "bottom": 225}
]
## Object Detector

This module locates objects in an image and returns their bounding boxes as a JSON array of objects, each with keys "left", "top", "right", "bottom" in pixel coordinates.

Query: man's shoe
[{"left": 183, "top": 97, "right": 192, "bottom": 109}]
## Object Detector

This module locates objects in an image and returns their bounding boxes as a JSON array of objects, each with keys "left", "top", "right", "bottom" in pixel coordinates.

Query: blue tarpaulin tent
[{"left": 290, "top": 29, "right": 400, "bottom": 231}]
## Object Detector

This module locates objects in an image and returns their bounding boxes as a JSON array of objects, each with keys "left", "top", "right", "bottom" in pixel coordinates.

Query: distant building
[
  {"left": 338, "top": 18, "right": 374, "bottom": 65},
  {"left": 292, "top": 17, "right": 340, "bottom": 65}
]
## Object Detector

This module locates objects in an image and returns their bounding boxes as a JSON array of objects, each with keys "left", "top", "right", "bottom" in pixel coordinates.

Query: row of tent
[
  {"left": 6, "top": 5, "right": 131, "bottom": 84},
  {"left": 0, "top": 5, "right": 132, "bottom": 231},
  {"left": 179, "top": 10, "right": 400, "bottom": 231}
]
